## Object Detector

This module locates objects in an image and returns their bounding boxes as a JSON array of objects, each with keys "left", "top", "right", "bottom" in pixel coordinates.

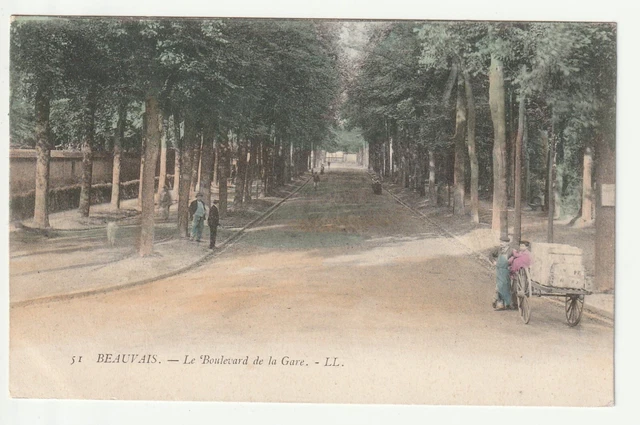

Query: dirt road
[{"left": 9, "top": 166, "right": 613, "bottom": 406}]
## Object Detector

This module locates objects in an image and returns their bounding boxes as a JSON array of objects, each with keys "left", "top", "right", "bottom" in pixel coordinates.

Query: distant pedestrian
[
  {"left": 231, "top": 164, "right": 237, "bottom": 184},
  {"left": 327, "top": 161, "right": 331, "bottom": 169},
  {"left": 208, "top": 200, "right": 221, "bottom": 249},
  {"left": 320, "top": 164, "right": 325, "bottom": 175},
  {"left": 313, "top": 171, "right": 320, "bottom": 190},
  {"left": 159, "top": 185, "right": 172, "bottom": 220},
  {"left": 189, "top": 192, "right": 207, "bottom": 242},
  {"left": 106, "top": 220, "right": 118, "bottom": 247}
]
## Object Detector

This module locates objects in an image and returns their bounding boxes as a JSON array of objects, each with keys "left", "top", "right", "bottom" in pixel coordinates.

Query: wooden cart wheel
[
  {"left": 516, "top": 269, "right": 531, "bottom": 324},
  {"left": 565, "top": 295, "right": 584, "bottom": 327}
]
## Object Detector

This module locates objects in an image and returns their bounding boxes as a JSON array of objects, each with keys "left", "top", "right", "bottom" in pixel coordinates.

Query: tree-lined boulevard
[
  {"left": 10, "top": 166, "right": 613, "bottom": 404},
  {"left": 8, "top": 17, "right": 616, "bottom": 408}
]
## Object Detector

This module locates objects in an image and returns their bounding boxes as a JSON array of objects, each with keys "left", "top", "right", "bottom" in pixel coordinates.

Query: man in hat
[
  {"left": 208, "top": 199, "right": 221, "bottom": 249},
  {"left": 189, "top": 192, "right": 207, "bottom": 242}
]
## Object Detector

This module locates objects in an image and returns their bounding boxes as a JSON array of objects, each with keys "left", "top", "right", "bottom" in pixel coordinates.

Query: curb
[
  {"left": 384, "top": 186, "right": 614, "bottom": 326},
  {"left": 11, "top": 177, "right": 311, "bottom": 308},
  {"left": 16, "top": 219, "right": 143, "bottom": 234},
  {"left": 384, "top": 187, "right": 495, "bottom": 275}
]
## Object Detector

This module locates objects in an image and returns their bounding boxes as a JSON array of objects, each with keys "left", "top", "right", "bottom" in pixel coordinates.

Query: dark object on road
[
  {"left": 372, "top": 180, "right": 382, "bottom": 195},
  {"left": 313, "top": 172, "right": 320, "bottom": 190},
  {"left": 528, "top": 196, "right": 543, "bottom": 211}
]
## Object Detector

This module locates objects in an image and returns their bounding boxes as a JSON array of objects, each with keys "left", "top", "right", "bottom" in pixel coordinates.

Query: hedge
[{"left": 10, "top": 175, "right": 175, "bottom": 221}]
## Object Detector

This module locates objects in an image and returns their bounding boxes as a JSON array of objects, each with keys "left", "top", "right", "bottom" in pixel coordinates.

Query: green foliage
[
  {"left": 10, "top": 17, "right": 342, "bottom": 155},
  {"left": 345, "top": 20, "right": 615, "bottom": 212},
  {"left": 331, "top": 128, "right": 366, "bottom": 154},
  {"left": 10, "top": 16, "right": 615, "bottom": 214}
]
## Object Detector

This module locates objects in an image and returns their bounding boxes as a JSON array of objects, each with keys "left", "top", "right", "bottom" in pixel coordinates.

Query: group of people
[
  {"left": 189, "top": 192, "right": 221, "bottom": 249},
  {"left": 158, "top": 185, "right": 222, "bottom": 250},
  {"left": 493, "top": 240, "right": 532, "bottom": 311}
]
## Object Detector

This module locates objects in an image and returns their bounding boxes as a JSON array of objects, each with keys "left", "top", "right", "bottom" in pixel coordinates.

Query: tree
[
  {"left": 54, "top": 19, "right": 118, "bottom": 218},
  {"left": 139, "top": 95, "right": 161, "bottom": 255},
  {"left": 488, "top": 52, "right": 508, "bottom": 238},
  {"left": 11, "top": 18, "right": 72, "bottom": 228}
]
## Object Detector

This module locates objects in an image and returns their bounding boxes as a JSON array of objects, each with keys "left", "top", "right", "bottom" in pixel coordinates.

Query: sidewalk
[
  {"left": 10, "top": 177, "right": 309, "bottom": 306},
  {"left": 384, "top": 181, "right": 614, "bottom": 322}
]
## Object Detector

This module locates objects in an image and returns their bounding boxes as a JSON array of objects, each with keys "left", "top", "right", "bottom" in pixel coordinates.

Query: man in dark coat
[{"left": 208, "top": 200, "right": 221, "bottom": 249}]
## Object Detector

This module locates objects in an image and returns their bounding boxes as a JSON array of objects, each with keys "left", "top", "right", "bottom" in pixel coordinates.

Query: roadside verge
[{"left": 10, "top": 177, "right": 310, "bottom": 308}]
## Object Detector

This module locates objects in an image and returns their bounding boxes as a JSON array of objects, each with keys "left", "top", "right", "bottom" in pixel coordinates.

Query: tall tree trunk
[
  {"left": 256, "top": 139, "right": 264, "bottom": 198},
  {"left": 235, "top": 141, "right": 248, "bottom": 206},
  {"left": 507, "top": 91, "right": 515, "bottom": 204},
  {"left": 263, "top": 139, "right": 272, "bottom": 195},
  {"left": 524, "top": 116, "right": 530, "bottom": 205},
  {"left": 33, "top": 84, "right": 51, "bottom": 228},
  {"left": 138, "top": 95, "right": 161, "bottom": 256},
  {"left": 581, "top": 147, "right": 594, "bottom": 222},
  {"left": 218, "top": 136, "right": 230, "bottom": 218},
  {"left": 273, "top": 137, "right": 282, "bottom": 187},
  {"left": 541, "top": 130, "right": 550, "bottom": 212},
  {"left": 156, "top": 115, "right": 168, "bottom": 203},
  {"left": 384, "top": 138, "right": 391, "bottom": 178},
  {"left": 178, "top": 112, "right": 196, "bottom": 238},
  {"left": 514, "top": 92, "right": 526, "bottom": 245},
  {"left": 453, "top": 75, "right": 466, "bottom": 216},
  {"left": 547, "top": 128, "right": 557, "bottom": 243},
  {"left": 172, "top": 111, "right": 182, "bottom": 200},
  {"left": 554, "top": 158, "right": 563, "bottom": 220},
  {"left": 111, "top": 98, "right": 126, "bottom": 209},
  {"left": 200, "top": 121, "right": 215, "bottom": 209},
  {"left": 173, "top": 148, "right": 181, "bottom": 198},
  {"left": 489, "top": 54, "right": 508, "bottom": 239},
  {"left": 79, "top": 85, "right": 98, "bottom": 218},
  {"left": 245, "top": 138, "right": 257, "bottom": 202},
  {"left": 463, "top": 70, "right": 479, "bottom": 223},
  {"left": 190, "top": 135, "right": 202, "bottom": 194},
  {"left": 595, "top": 134, "right": 615, "bottom": 291},
  {"left": 138, "top": 112, "right": 146, "bottom": 207},
  {"left": 283, "top": 140, "right": 292, "bottom": 183},
  {"left": 428, "top": 149, "right": 436, "bottom": 205},
  {"left": 594, "top": 51, "right": 616, "bottom": 293},
  {"left": 279, "top": 139, "right": 287, "bottom": 186},
  {"left": 213, "top": 144, "right": 219, "bottom": 186}
]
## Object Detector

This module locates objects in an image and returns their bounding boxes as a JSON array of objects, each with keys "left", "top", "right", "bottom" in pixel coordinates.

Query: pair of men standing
[{"left": 189, "top": 193, "right": 221, "bottom": 249}]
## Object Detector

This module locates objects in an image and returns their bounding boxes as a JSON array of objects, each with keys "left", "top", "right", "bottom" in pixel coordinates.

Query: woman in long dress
[{"left": 493, "top": 242, "right": 513, "bottom": 310}]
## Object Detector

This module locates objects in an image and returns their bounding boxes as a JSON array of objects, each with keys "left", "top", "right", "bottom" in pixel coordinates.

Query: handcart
[{"left": 511, "top": 243, "right": 591, "bottom": 326}]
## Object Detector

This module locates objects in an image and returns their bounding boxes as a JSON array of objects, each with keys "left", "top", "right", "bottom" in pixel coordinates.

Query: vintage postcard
[{"left": 2, "top": 1, "right": 637, "bottom": 423}]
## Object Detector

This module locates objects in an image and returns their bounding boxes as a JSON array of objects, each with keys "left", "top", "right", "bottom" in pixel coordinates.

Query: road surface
[{"left": 10, "top": 166, "right": 613, "bottom": 406}]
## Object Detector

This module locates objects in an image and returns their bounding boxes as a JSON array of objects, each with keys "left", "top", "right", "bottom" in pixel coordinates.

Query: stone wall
[{"left": 9, "top": 149, "right": 142, "bottom": 195}]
